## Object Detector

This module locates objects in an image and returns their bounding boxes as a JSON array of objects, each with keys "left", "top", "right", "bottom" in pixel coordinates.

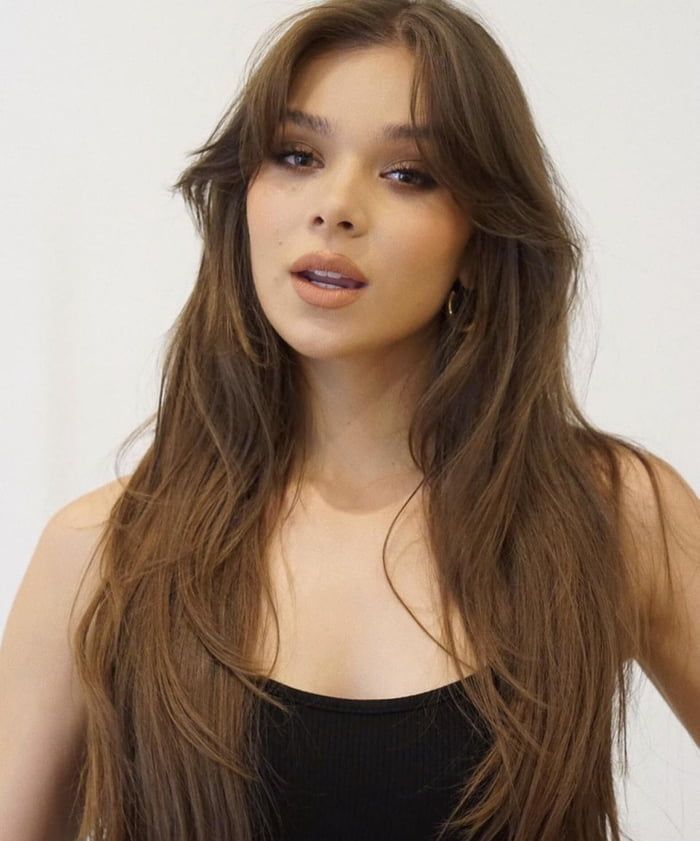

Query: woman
[{"left": 2, "top": 1, "right": 698, "bottom": 839}]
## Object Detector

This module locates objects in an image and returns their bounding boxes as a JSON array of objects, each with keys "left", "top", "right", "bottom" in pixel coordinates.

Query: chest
[{"left": 253, "top": 487, "right": 475, "bottom": 699}]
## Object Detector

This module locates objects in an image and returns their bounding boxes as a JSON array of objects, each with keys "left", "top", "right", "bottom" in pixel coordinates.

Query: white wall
[{"left": 1, "top": 1, "right": 698, "bottom": 837}]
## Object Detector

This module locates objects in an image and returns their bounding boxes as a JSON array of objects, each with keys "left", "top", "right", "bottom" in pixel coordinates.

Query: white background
[{"left": 1, "top": 1, "right": 698, "bottom": 838}]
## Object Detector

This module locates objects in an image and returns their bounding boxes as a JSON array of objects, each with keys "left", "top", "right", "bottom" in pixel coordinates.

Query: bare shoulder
[
  {"left": 51, "top": 474, "right": 131, "bottom": 531},
  {"left": 614, "top": 446, "right": 699, "bottom": 625},
  {"left": 44, "top": 475, "right": 133, "bottom": 633},
  {"left": 614, "top": 445, "right": 700, "bottom": 744}
]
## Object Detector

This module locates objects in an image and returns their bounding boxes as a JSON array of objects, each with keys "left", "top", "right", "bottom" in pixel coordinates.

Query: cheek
[
  {"left": 246, "top": 180, "right": 287, "bottom": 287},
  {"left": 388, "top": 215, "right": 463, "bottom": 295},
  {"left": 246, "top": 180, "right": 273, "bottom": 241}
]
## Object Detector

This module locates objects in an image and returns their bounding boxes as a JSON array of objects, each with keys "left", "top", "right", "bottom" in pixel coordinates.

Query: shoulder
[
  {"left": 51, "top": 475, "right": 131, "bottom": 531},
  {"left": 614, "top": 446, "right": 698, "bottom": 626},
  {"left": 614, "top": 445, "right": 700, "bottom": 744},
  {"left": 43, "top": 475, "right": 132, "bottom": 634},
  {"left": 47, "top": 475, "right": 131, "bottom": 575}
]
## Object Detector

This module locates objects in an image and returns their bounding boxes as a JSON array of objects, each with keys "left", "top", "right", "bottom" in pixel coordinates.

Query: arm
[
  {"left": 619, "top": 449, "right": 700, "bottom": 747},
  {"left": 0, "top": 481, "right": 124, "bottom": 841}
]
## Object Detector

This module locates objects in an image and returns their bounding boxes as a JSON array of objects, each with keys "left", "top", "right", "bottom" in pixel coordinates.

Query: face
[{"left": 245, "top": 44, "right": 472, "bottom": 361}]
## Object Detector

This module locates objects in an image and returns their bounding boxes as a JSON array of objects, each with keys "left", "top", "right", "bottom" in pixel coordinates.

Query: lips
[
  {"left": 297, "top": 270, "right": 363, "bottom": 290},
  {"left": 290, "top": 251, "right": 369, "bottom": 287}
]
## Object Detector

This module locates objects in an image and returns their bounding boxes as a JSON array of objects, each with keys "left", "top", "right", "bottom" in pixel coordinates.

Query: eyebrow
[{"left": 281, "top": 108, "right": 433, "bottom": 143}]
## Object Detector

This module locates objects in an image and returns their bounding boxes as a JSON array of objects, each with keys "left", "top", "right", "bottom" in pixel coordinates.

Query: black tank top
[{"left": 253, "top": 672, "right": 494, "bottom": 841}]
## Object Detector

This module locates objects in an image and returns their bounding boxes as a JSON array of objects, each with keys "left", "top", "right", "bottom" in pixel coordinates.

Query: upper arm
[
  {"left": 0, "top": 478, "right": 128, "bottom": 841},
  {"left": 618, "top": 449, "right": 700, "bottom": 746}
]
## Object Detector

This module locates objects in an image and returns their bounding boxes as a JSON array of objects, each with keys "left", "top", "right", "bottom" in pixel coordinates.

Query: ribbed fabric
[{"left": 252, "top": 673, "right": 494, "bottom": 841}]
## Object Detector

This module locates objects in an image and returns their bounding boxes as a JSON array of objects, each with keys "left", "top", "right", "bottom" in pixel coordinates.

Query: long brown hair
[{"left": 70, "top": 1, "right": 680, "bottom": 838}]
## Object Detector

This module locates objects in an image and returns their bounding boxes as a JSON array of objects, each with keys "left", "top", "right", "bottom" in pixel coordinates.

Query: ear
[
  {"left": 456, "top": 236, "right": 475, "bottom": 291},
  {"left": 455, "top": 271, "right": 474, "bottom": 293}
]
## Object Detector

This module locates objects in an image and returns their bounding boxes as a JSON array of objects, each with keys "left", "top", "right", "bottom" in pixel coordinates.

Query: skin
[{"left": 246, "top": 44, "right": 473, "bottom": 510}]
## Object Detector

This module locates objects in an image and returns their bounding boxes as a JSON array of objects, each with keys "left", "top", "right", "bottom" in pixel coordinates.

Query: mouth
[{"left": 289, "top": 251, "right": 370, "bottom": 288}]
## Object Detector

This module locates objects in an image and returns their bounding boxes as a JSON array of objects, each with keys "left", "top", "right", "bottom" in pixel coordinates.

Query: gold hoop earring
[
  {"left": 446, "top": 282, "right": 475, "bottom": 331},
  {"left": 447, "top": 288, "right": 459, "bottom": 317}
]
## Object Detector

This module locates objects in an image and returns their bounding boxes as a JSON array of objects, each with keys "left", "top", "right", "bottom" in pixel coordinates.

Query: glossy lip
[
  {"left": 291, "top": 272, "right": 367, "bottom": 309},
  {"left": 289, "top": 251, "right": 369, "bottom": 288}
]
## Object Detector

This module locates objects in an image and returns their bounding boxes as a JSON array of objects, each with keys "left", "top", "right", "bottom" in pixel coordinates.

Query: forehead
[
  {"left": 282, "top": 45, "right": 432, "bottom": 144},
  {"left": 279, "top": 108, "right": 433, "bottom": 146}
]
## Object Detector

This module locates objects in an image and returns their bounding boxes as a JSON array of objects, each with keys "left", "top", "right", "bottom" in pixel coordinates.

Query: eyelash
[{"left": 271, "top": 144, "right": 437, "bottom": 189}]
